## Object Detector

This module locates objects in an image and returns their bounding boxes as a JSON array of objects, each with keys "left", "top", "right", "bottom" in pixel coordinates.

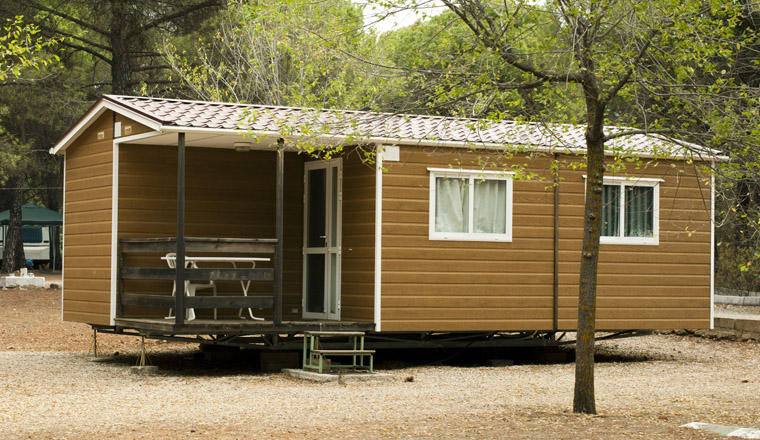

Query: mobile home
[{"left": 50, "top": 95, "right": 714, "bottom": 347}]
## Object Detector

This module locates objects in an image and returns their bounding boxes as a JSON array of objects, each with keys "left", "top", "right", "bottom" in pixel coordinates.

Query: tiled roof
[{"left": 103, "top": 95, "right": 702, "bottom": 155}]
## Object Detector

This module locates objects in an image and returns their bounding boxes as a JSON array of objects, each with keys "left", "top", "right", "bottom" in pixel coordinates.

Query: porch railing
[{"left": 117, "top": 237, "right": 278, "bottom": 324}]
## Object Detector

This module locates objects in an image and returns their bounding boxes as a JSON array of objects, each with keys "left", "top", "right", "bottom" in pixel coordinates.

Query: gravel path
[{"left": 1, "top": 288, "right": 759, "bottom": 439}]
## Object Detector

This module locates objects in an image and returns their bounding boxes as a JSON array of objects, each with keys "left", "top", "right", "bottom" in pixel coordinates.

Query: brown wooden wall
[
  {"left": 118, "top": 145, "right": 306, "bottom": 319},
  {"left": 380, "top": 147, "right": 711, "bottom": 332},
  {"left": 62, "top": 111, "right": 115, "bottom": 325},
  {"left": 557, "top": 158, "right": 711, "bottom": 330},
  {"left": 340, "top": 149, "right": 376, "bottom": 322}
]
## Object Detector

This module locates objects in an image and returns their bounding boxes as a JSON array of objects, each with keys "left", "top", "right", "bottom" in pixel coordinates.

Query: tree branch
[
  {"left": 603, "top": 128, "right": 676, "bottom": 142},
  {"left": 131, "top": 65, "right": 171, "bottom": 72},
  {"left": 442, "top": 0, "right": 584, "bottom": 84},
  {"left": 128, "top": 0, "right": 225, "bottom": 38},
  {"left": 29, "top": 1, "right": 109, "bottom": 37},
  {"left": 59, "top": 41, "right": 111, "bottom": 64},
  {"left": 600, "top": 30, "right": 660, "bottom": 107},
  {"left": 34, "top": 23, "right": 112, "bottom": 53}
]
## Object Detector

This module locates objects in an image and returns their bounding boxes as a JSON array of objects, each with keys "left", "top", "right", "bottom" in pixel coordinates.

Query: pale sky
[{"left": 355, "top": 1, "right": 446, "bottom": 34}]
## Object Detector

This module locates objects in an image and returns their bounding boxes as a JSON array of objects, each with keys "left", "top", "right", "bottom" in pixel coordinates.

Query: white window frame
[
  {"left": 596, "top": 176, "right": 661, "bottom": 246},
  {"left": 428, "top": 167, "right": 514, "bottom": 242}
]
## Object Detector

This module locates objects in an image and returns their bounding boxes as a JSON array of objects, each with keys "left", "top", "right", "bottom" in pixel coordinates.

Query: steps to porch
[{"left": 302, "top": 331, "right": 375, "bottom": 373}]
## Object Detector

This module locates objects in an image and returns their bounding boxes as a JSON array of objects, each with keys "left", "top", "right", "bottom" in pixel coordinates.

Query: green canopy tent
[{"left": 0, "top": 203, "right": 63, "bottom": 269}]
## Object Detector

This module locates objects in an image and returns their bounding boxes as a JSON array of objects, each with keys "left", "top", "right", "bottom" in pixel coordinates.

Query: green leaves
[
  {"left": 0, "top": 16, "right": 60, "bottom": 82},
  {"left": 165, "top": 0, "right": 385, "bottom": 110}
]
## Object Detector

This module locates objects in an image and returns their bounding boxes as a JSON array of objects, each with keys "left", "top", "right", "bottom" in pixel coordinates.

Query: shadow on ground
[{"left": 91, "top": 339, "right": 664, "bottom": 377}]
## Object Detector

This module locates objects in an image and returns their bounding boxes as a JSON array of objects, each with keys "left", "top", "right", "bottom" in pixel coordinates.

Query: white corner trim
[
  {"left": 374, "top": 149, "right": 383, "bottom": 332},
  {"left": 61, "top": 152, "right": 66, "bottom": 322},
  {"left": 710, "top": 161, "right": 715, "bottom": 329},
  {"left": 110, "top": 142, "right": 119, "bottom": 325}
]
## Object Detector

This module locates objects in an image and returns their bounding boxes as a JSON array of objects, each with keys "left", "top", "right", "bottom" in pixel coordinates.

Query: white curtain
[
  {"left": 625, "top": 186, "right": 654, "bottom": 237},
  {"left": 601, "top": 185, "right": 620, "bottom": 237},
  {"left": 473, "top": 180, "right": 506, "bottom": 234},
  {"left": 435, "top": 178, "right": 469, "bottom": 232}
]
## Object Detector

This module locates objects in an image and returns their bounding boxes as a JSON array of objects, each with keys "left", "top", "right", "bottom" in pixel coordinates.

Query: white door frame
[{"left": 302, "top": 158, "right": 342, "bottom": 320}]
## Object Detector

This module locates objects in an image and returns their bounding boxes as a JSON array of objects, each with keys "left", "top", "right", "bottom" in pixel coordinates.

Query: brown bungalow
[{"left": 50, "top": 95, "right": 715, "bottom": 349}]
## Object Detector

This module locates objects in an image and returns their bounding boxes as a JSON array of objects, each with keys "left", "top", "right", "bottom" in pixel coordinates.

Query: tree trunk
[
  {"left": 573, "top": 126, "right": 606, "bottom": 415},
  {"left": 110, "top": 0, "right": 131, "bottom": 94},
  {"left": 1, "top": 180, "right": 26, "bottom": 273}
]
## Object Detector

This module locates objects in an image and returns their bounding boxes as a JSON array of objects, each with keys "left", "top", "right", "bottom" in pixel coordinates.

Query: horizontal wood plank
[
  {"left": 119, "top": 267, "right": 274, "bottom": 281},
  {"left": 120, "top": 293, "right": 274, "bottom": 309}
]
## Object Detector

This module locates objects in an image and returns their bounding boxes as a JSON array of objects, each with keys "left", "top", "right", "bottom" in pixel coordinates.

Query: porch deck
[{"left": 113, "top": 317, "right": 375, "bottom": 335}]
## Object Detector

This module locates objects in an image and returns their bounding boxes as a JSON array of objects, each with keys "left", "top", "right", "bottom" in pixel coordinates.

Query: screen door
[{"left": 303, "top": 158, "right": 341, "bottom": 320}]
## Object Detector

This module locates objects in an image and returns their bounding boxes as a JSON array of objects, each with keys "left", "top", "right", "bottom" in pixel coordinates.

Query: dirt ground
[{"left": 1, "top": 286, "right": 759, "bottom": 439}]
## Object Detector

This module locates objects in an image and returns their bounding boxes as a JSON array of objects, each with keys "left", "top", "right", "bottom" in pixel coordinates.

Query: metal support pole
[
  {"left": 175, "top": 133, "right": 186, "bottom": 325},
  {"left": 91, "top": 328, "right": 98, "bottom": 357},
  {"left": 274, "top": 140, "right": 284, "bottom": 325},
  {"left": 138, "top": 335, "right": 148, "bottom": 367}
]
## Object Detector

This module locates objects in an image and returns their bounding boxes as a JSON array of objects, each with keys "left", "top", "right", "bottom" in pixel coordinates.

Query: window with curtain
[
  {"left": 600, "top": 178, "right": 659, "bottom": 245},
  {"left": 429, "top": 169, "right": 513, "bottom": 241}
]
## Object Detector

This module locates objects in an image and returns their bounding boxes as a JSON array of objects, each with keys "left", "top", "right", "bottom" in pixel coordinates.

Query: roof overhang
[
  {"left": 50, "top": 95, "right": 726, "bottom": 162},
  {"left": 49, "top": 98, "right": 163, "bottom": 154}
]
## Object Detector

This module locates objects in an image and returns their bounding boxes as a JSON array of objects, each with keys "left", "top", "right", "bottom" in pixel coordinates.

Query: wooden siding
[
  {"left": 114, "top": 113, "right": 154, "bottom": 137},
  {"left": 380, "top": 147, "right": 711, "bottom": 332},
  {"left": 62, "top": 111, "right": 114, "bottom": 325},
  {"left": 556, "top": 158, "right": 711, "bottom": 330},
  {"left": 118, "top": 145, "right": 305, "bottom": 319},
  {"left": 340, "top": 149, "right": 375, "bottom": 322}
]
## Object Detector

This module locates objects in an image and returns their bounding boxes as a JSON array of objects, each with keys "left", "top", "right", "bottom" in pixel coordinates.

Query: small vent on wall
[
  {"left": 97, "top": 131, "right": 105, "bottom": 140},
  {"left": 124, "top": 125, "right": 132, "bottom": 135}
]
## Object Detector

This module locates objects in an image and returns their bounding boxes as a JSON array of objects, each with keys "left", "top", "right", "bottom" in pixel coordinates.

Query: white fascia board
[
  {"left": 101, "top": 101, "right": 162, "bottom": 132},
  {"left": 147, "top": 126, "right": 728, "bottom": 162},
  {"left": 50, "top": 105, "right": 108, "bottom": 154},
  {"left": 161, "top": 126, "right": 249, "bottom": 135},
  {"left": 113, "top": 130, "right": 163, "bottom": 144},
  {"left": 50, "top": 100, "right": 162, "bottom": 154}
]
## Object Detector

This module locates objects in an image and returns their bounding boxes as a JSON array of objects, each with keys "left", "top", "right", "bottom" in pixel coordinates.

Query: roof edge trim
[
  {"left": 160, "top": 125, "right": 723, "bottom": 162},
  {"left": 50, "top": 98, "right": 163, "bottom": 154}
]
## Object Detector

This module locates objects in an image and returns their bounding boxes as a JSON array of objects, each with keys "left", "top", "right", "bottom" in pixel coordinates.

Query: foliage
[
  {"left": 370, "top": 0, "right": 760, "bottom": 415},
  {"left": 377, "top": 6, "right": 585, "bottom": 120},
  {"left": 0, "top": 0, "right": 225, "bottom": 94},
  {"left": 0, "top": 15, "right": 59, "bottom": 81},
  {"left": 164, "top": 0, "right": 388, "bottom": 109}
]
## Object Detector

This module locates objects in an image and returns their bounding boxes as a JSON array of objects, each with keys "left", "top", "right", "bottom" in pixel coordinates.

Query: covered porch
[{"left": 111, "top": 129, "right": 376, "bottom": 335}]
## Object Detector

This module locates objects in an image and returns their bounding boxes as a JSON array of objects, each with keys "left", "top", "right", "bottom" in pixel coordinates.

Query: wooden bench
[{"left": 302, "top": 331, "right": 375, "bottom": 373}]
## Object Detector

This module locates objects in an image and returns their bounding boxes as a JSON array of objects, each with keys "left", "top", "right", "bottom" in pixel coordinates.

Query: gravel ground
[
  {"left": 715, "top": 303, "right": 760, "bottom": 320},
  {"left": 1, "top": 287, "right": 759, "bottom": 439}
]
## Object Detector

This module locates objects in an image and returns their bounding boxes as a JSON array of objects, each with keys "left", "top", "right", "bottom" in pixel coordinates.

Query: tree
[
  {"left": 0, "top": 15, "right": 60, "bottom": 273},
  {"left": 373, "top": 0, "right": 758, "bottom": 414},
  {"left": 164, "top": 0, "right": 387, "bottom": 108},
  {"left": 1, "top": 0, "right": 226, "bottom": 94}
]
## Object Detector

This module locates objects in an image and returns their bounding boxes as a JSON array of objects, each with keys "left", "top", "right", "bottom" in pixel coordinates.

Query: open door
[{"left": 303, "top": 158, "right": 342, "bottom": 320}]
